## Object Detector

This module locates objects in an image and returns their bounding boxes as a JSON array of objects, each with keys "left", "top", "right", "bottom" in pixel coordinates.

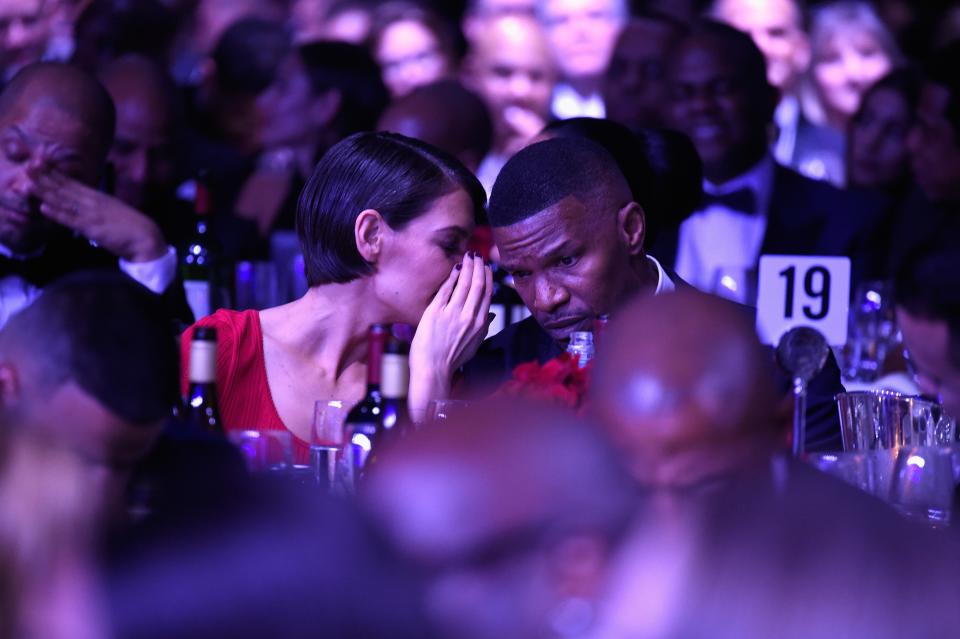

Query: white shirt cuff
[{"left": 119, "top": 246, "right": 177, "bottom": 294}]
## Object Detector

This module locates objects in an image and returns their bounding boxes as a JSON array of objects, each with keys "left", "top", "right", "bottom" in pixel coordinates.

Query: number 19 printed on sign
[{"left": 756, "top": 255, "right": 851, "bottom": 346}]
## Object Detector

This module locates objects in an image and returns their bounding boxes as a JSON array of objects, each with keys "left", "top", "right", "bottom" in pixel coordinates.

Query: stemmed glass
[{"left": 311, "top": 400, "right": 351, "bottom": 493}]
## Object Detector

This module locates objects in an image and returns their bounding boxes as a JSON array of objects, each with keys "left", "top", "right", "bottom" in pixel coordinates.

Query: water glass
[
  {"left": 889, "top": 446, "right": 958, "bottom": 526},
  {"left": 311, "top": 400, "right": 351, "bottom": 492},
  {"left": 841, "top": 280, "right": 898, "bottom": 383},
  {"left": 806, "top": 451, "right": 875, "bottom": 494},
  {"left": 228, "top": 430, "right": 293, "bottom": 473}
]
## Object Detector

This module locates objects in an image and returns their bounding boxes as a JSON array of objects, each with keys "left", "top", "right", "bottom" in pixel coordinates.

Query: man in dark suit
[
  {"left": 0, "top": 62, "right": 185, "bottom": 327},
  {"left": 462, "top": 136, "right": 844, "bottom": 451},
  {"left": 654, "top": 20, "right": 882, "bottom": 297}
]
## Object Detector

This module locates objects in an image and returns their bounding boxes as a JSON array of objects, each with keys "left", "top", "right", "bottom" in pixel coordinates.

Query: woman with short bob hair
[{"left": 182, "top": 132, "right": 492, "bottom": 455}]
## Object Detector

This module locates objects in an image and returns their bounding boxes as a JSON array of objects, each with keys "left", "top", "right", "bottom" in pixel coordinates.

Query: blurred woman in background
[{"left": 369, "top": 2, "right": 460, "bottom": 98}]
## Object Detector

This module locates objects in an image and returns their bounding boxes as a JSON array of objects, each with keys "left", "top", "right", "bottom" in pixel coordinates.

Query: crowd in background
[{"left": 3, "top": 0, "right": 960, "bottom": 637}]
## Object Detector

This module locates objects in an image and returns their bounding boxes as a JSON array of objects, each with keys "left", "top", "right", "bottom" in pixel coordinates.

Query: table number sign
[{"left": 756, "top": 255, "right": 851, "bottom": 346}]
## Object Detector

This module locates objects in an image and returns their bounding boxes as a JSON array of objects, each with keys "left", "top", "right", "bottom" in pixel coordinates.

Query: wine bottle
[
  {"left": 344, "top": 324, "right": 389, "bottom": 476},
  {"left": 181, "top": 172, "right": 216, "bottom": 320},
  {"left": 185, "top": 327, "right": 223, "bottom": 432},
  {"left": 381, "top": 330, "right": 411, "bottom": 437}
]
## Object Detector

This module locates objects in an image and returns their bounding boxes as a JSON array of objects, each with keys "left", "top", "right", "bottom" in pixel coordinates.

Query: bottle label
[
  {"left": 189, "top": 340, "right": 217, "bottom": 383},
  {"left": 381, "top": 354, "right": 409, "bottom": 399},
  {"left": 184, "top": 280, "right": 212, "bottom": 320}
]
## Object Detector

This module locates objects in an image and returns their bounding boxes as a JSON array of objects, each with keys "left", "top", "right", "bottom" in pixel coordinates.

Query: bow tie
[{"left": 701, "top": 187, "right": 758, "bottom": 215}]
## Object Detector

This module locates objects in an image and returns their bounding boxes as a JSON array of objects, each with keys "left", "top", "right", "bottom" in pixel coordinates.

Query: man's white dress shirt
[
  {"left": 674, "top": 155, "right": 774, "bottom": 304},
  {"left": 0, "top": 243, "right": 178, "bottom": 328}
]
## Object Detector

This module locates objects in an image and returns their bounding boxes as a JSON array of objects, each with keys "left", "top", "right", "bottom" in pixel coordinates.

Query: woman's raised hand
[{"left": 408, "top": 252, "right": 493, "bottom": 418}]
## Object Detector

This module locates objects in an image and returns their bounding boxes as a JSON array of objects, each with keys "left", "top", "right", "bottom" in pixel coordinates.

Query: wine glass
[{"left": 311, "top": 400, "right": 351, "bottom": 492}]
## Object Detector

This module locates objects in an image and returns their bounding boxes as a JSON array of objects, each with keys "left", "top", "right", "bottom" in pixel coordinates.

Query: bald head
[
  {"left": 364, "top": 399, "right": 633, "bottom": 561},
  {"left": 362, "top": 399, "right": 635, "bottom": 639},
  {"left": 0, "top": 62, "right": 116, "bottom": 170},
  {"left": 591, "top": 291, "right": 783, "bottom": 488},
  {"left": 465, "top": 14, "right": 556, "bottom": 151},
  {"left": 377, "top": 80, "right": 493, "bottom": 172}
]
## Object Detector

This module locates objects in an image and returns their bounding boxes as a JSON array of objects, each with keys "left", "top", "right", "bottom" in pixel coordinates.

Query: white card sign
[{"left": 756, "top": 255, "right": 850, "bottom": 346}]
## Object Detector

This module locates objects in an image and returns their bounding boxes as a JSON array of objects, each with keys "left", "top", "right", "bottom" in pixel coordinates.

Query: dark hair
[
  {"left": 541, "top": 118, "right": 703, "bottom": 242},
  {"left": 297, "top": 131, "right": 486, "bottom": 286},
  {"left": 212, "top": 18, "right": 290, "bottom": 96},
  {"left": 378, "top": 79, "right": 493, "bottom": 165},
  {"left": 895, "top": 232, "right": 960, "bottom": 366},
  {"left": 923, "top": 41, "right": 960, "bottom": 142},
  {"left": 0, "top": 271, "right": 179, "bottom": 424},
  {"left": 71, "top": 0, "right": 178, "bottom": 71},
  {"left": 855, "top": 66, "right": 923, "bottom": 123},
  {"left": 487, "top": 136, "right": 631, "bottom": 228},
  {"left": 298, "top": 41, "right": 391, "bottom": 137},
  {"left": 679, "top": 19, "right": 771, "bottom": 91}
]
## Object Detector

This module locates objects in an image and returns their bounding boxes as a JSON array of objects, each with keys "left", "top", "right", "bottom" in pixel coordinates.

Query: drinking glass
[
  {"left": 234, "top": 261, "right": 280, "bottom": 310},
  {"left": 840, "top": 280, "right": 898, "bottom": 383},
  {"left": 427, "top": 399, "right": 472, "bottom": 424},
  {"left": 806, "top": 451, "right": 875, "bottom": 494},
  {"left": 228, "top": 430, "right": 293, "bottom": 473},
  {"left": 311, "top": 400, "right": 351, "bottom": 492},
  {"left": 889, "top": 446, "right": 958, "bottom": 526}
]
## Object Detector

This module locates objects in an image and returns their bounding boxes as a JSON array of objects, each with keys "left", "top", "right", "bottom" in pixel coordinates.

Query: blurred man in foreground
[
  {"left": 363, "top": 400, "right": 636, "bottom": 639},
  {"left": 590, "top": 290, "right": 786, "bottom": 496},
  {"left": 0, "top": 272, "right": 179, "bottom": 525}
]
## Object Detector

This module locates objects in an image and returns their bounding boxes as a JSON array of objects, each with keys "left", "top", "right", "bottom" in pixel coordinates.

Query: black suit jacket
[
  {"left": 0, "top": 230, "right": 193, "bottom": 329},
  {"left": 462, "top": 296, "right": 845, "bottom": 452},
  {"left": 650, "top": 164, "right": 886, "bottom": 289}
]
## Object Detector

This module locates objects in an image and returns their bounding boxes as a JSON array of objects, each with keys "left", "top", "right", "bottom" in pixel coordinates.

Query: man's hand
[
  {"left": 503, "top": 105, "right": 548, "bottom": 156},
  {"left": 31, "top": 170, "right": 167, "bottom": 263}
]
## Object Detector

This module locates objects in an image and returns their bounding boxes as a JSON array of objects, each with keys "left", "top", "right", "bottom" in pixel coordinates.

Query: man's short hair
[
  {"left": 0, "top": 272, "right": 179, "bottom": 425},
  {"left": 299, "top": 41, "right": 391, "bottom": 138},
  {"left": 212, "top": 18, "right": 290, "bottom": 96},
  {"left": 487, "top": 136, "right": 632, "bottom": 228},
  {"left": 895, "top": 232, "right": 960, "bottom": 367},
  {"left": 297, "top": 132, "right": 486, "bottom": 286},
  {"left": 0, "top": 62, "right": 116, "bottom": 165},
  {"left": 677, "top": 19, "right": 771, "bottom": 92}
]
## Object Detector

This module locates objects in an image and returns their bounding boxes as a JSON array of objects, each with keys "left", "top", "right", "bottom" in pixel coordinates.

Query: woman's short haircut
[{"left": 297, "top": 131, "right": 486, "bottom": 286}]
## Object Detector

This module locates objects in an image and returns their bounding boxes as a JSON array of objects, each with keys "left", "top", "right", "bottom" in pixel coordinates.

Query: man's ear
[
  {"left": 355, "top": 209, "right": 387, "bottom": 264},
  {"left": 618, "top": 201, "right": 646, "bottom": 256},
  {"left": 0, "top": 363, "right": 20, "bottom": 410}
]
